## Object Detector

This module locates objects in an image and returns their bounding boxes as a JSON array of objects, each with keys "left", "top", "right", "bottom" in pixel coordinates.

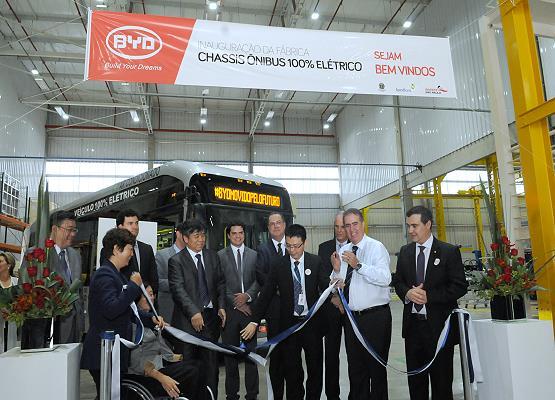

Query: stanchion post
[
  {"left": 457, "top": 312, "right": 474, "bottom": 400},
  {"left": 100, "top": 330, "right": 115, "bottom": 400}
]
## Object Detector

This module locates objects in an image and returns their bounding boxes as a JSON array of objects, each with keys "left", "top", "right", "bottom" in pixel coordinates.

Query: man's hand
[
  {"left": 240, "top": 323, "right": 257, "bottom": 340},
  {"left": 152, "top": 315, "right": 166, "bottom": 329},
  {"left": 341, "top": 250, "right": 359, "bottom": 268},
  {"left": 406, "top": 283, "right": 427, "bottom": 305},
  {"left": 332, "top": 278, "right": 345, "bottom": 290},
  {"left": 191, "top": 312, "right": 204, "bottom": 332},
  {"left": 331, "top": 251, "right": 341, "bottom": 272},
  {"left": 236, "top": 303, "right": 252, "bottom": 316},
  {"left": 330, "top": 294, "right": 345, "bottom": 314},
  {"left": 130, "top": 271, "right": 142, "bottom": 286},
  {"left": 233, "top": 292, "right": 249, "bottom": 308},
  {"left": 218, "top": 308, "right": 227, "bottom": 328},
  {"left": 159, "top": 373, "right": 180, "bottom": 398}
]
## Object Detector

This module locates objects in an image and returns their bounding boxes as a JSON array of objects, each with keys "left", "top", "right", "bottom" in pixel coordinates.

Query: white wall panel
[
  {"left": 48, "top": 136, "right": 148, "bottom": 160},
  {"left": 253, "top": 143, "right": 337, "bottom": 163}
]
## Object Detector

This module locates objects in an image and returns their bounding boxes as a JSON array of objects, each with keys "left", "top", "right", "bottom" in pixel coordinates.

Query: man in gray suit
[
  {"left": 218, "top": 222, "right": 260, "bottom": 400},
  {"left": 168, "top": 219, "right": 226, "bottom": 399},
  {"left": 155, "top": 223, "right": 186, "bottom": 322},
  {"left": 48, "top": 211, "right": 84, "bottom": 343}
]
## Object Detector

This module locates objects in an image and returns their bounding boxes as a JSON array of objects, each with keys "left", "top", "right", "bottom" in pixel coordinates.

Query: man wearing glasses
[
  {"left": 243, "top": 224, "right": 329, "bottom": 400},
  {"left": 48, "top": 210, "right": 84, "bottom": 344},
  {"left": 330, "top": 208, "right": 392, "bottom": 400},
  {"left": 255, "top": 212, "right": 288, "bottom": 399}
]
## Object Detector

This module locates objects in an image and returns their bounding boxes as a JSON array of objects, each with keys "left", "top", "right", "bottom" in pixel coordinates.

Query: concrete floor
[{"left": 80, "top": 299, "right": 492, "bottom": 399}]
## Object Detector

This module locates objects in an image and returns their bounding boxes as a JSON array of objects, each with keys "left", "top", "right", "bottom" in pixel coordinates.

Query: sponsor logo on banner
[
  {"left": 395, "top": 83, "right": 415, "bottom": 93},
  {"left": 106, "top": 25, "right": 163, "bottom": 60},
  {"left": 378, "top": 83, "right": 386, "bottom": 91},
  {"left": 425, "top": 86, "right": 448, "bottom": 95}
]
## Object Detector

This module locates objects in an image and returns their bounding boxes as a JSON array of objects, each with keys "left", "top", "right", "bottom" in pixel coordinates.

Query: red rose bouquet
[{"left": 0, "top": 239, "right": 81, "bottom": 326}]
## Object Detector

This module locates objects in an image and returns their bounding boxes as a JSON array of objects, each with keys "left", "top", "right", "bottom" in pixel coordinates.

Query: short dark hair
[
  {"left": 116, "top": 209, "right": 139, "bottom": 227},
  {"left": 226, "top": 222, "right": 245, "bottom": 236},
  {"left": 267, "top": 212, "right": 285, "bottom": 224},
  {"left": 102, "top": 228, "right": 136, "bottom": 257},
  {"left": 50, "top": 210, "right": 75, "bottom": 228},
  {"left": 343, "top": 208, "right": 364, "bottom": 222},
  {"left": 178, "top": 219, "right": 206, "bottom": 237},
  {"left": 285, "top": 224, "right": 306, "bottom": 242},
  {"left": 406, "top": 205, "right": 433, "bottom": 226}
]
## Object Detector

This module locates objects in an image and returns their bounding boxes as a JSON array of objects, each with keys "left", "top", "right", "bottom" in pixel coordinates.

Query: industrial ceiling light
[
  {"left": 311, "top": 12, "right": 319, "bottom": 20},
  {"left": 202, "top": 88, "right": 210, "bottom": 96},
  {"left": 327, "top": 113, "right": 337, "bottom": 122},
  {"left": 403, "top": 20, "right": 412, "bottom": 28},
  {"left": 31, "top": 69, "right": 39, "bottom": 75},
  {"left": 130, "top": 110, "right": 140, "bottom": 122},
  {"left": 96, "top": 4, "right": 107, "bottom": 8},
  {"left": 207, "top": 1, "right": 218, "bottom": 11},
  {"left": 266, "top": 110, "right": 274, "bottom": 120},
  {"left": 200, "top": 118, "right": 207, "bottom": 125},
  {"left": 55, "top": 106, "right": 69, "bottom": 120},
  {"left": 323, "top": 123, "right": 330, "bottom": 129},
  {"left": 200, "top": 107, "right": 208, "bottom": 125},
  {"left": 264, "top": 120, "right": 270, "bottom": 127}
]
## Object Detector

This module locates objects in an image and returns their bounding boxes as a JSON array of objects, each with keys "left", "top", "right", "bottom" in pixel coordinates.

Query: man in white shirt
[
  {"left": 331, "top": 208, "right": 392, "bottom": 400},
  {"left": 218, "top": 222, "right": 260, "bottom": 400}
]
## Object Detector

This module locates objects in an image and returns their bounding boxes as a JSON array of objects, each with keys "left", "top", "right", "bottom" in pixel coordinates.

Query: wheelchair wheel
[{"left": 121, "top": 377, "right": 155, "bottom": 400}]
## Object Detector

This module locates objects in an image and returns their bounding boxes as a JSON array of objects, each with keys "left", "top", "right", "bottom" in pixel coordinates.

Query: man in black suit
[
  {"left": 168, "top": 219, "right": 226, "bottom": 399},
  {"left": 255, "top": 211, "right": 287, "bottom": 399},
  {"left": 317, "top": 211, "right": 348, "bottom": 400},
  {"left": 219, "top": 222, "right": 260, "bottom": 400},
  {"left": 243, "top": 224, "right": 329, "bottom": 400},
  {"left": 393, "top": 205, "right": 468, "bottom": 400},
  {"left": 115, "top": 209, "right": 159, "bottom": 294}
]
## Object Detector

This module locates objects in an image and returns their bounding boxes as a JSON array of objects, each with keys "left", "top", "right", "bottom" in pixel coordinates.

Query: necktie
[
  {"left": 237, "top": 249, "right": 244, "bottom": 292},
  {"left": 344, "top": 245, "right": 358, "bottom": 302},
  {"left": 59, "top": 250, "right": 72, "bottom": 284},
  {"left": 293, "top": 261, "right": 304, "bottom": 316},
  {"left": 277, "top": 242, "right": 282, "bottom": 255},
  {"left": 415, "top": 245, "right": 426, "bottom": 312},
  {"left": 195, "top": 254, "right": 210, "bottom": 307}
]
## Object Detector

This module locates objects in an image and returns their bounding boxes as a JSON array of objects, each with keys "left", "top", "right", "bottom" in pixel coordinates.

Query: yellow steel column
[
  {"left": 486, "top": 155, "right": 506, "bottom": 236},
  {"left": 473, "top": 195, "right": 486, "bottom": 258},
  {"left": 433, "top": 176, "right": 446, "bottom": 242},
  {"left": 361, "top": 206, "right": 370, "bottom": 235},
  {"left": 499, "top": 0, "right": 555, "bottom": 322}
]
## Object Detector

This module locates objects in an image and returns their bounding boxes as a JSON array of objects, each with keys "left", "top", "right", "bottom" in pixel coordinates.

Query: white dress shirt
[
  {"left": 336, "top": 240, "right": 348, "bottom": 253},
  {"left": 187, "top": 247, "right": 213, "bottom": 308},
  {"left": 230, "top": 243, "right": 245, "bottom": 293},
  {"left": 331, "top": 235, "right": 391, "bottom": 311},
  {"left": 133, "top": 242, "right": 141, "bottom": 269},
  {"left": 272, "top": 237, "right": 286, "bottom": 256},
  {"left": 411, "top": 234, "right": 434, "bottom": 315},
  {"left": 290, "top": 254, "right": 308, "bottom": 316}
]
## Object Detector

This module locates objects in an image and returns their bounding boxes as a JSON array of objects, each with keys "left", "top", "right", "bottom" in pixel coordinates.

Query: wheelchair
[{"left": 121, "top": 374, "right": 214, "bottom": 400}]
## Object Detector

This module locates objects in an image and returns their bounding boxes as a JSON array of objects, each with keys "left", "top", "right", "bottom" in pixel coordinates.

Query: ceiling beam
[
  {"left": 0, "top": 49, "right": 85, "bottom": 62},
  {"left": 21, "top": 100, "right": 144, "bottom": 109}
]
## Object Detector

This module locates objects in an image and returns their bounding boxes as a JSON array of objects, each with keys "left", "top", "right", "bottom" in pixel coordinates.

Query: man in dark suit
[
  {"left": 218, "top": 222, "right": 260, "bottom": 400},
  {"left": 168, "top": 219, "right": 226, "bottom": 399},
  {"left": 255, "top": 211, "right": 287, "bottom": 399},
  {"left": 393, "top": 205, "right": 468, "bottom": 400},
  {"left": 243, "top": 224, "right": 329, "bottom": 400},
  {"left": 155, "top": 222, "right": 187, "bottom": 322},
  {"left": 317, "top": 211, "right": 348, "bottom": 400},
  {"left": 116, "top": 209, "right": 159, "bottom": 295}
]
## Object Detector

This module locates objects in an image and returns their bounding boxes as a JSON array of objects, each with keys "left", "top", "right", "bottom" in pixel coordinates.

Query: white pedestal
[
  {"left": 474, "top": 319, "right": 555, "bottom": 400},
  {"left": 0, "top": 343, "right": 81, "bottom": 400}
]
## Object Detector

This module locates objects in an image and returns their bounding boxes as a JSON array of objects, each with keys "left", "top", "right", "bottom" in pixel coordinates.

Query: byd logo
[{"left": 105, "top": 25, "right": 163, "bottom": 60}]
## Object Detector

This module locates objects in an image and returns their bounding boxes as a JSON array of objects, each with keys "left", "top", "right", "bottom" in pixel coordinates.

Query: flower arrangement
[
  {"left": 0, "top": 239, "right": 81, "bottom": 326},
  {"left": 476, "top": 235, "right": 539, "bottom": 300}
]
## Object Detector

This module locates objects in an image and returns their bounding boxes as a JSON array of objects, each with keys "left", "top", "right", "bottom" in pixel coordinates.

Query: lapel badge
[
  {"left": 305, "top": 269, "right": 312, "bottom": 276},
  {"left": 434, "top": 258, "right": 440, "bottom": 266}
]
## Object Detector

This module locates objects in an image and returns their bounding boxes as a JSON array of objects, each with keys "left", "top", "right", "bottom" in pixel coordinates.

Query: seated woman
[
  {"left": 81, "top": 228, "right": 164, "bottom": 396},
  {"left": 0, "top": 252, "right": 18, "bottom": 353},
  {"left": 128, "top": 284, "right": 206, "bottom": 400}
]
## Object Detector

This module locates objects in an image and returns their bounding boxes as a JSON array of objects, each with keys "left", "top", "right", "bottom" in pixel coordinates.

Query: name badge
[
  {"left": 434, "top": 258, "right": 440, "bottom": 266},
  {"left": 298, "top": 293, "right": 305, "bottom": 306}
]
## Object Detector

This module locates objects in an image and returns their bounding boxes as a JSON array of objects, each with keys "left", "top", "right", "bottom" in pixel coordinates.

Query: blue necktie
[
  {"left": 59, "top": 250, "right": 72, "bottom": 284},
  {"left": 344, "top": 245, "right": 358, "bottom": 302},
  {"left": 196, "top": 254, "right": 210, "bottom": 307},
  {"left": 293, "top": 261, "right": 304, "bottom": 316},
  {"left": 415, "top": 245, "right": 426, "bottom": 312}
]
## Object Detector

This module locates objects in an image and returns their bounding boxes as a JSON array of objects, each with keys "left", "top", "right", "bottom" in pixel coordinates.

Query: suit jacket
[
  {"left": 255, "top": 240, "right": 287, "bottom": 321},
  {"left": 218, "top": 245, "right": 259, "bottom": 309},
  {"left": 253, "top": 252, "right": 329, "bottom": 333},
  {"left": 168, "top": 248, "right": 226, "bottom": 333},
  {"left": 81, "top": 261, "right": 154, "bottom": 371},
  {"left": 393, "top": 237, "right": 468, "bottom": 343},
  {"left": 155, "top": 245, "right": 177, "bottom": 322},
  {"left": 120, "top": 240, "right": 159, "bottom": 294},
  {"left": 318, "top": 239, "right": 345, "bottom": 276}
]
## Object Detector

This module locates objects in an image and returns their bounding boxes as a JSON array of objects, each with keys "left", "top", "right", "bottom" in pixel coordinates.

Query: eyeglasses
[
  {"left": 59, "top": 226, "right": 78, "bottom": 234},
  {"left": 285, "top": 242, "right": 304, "bottom": 250},
  {"left": 269, "top": 221, "right": 283, "bottom": 227}
]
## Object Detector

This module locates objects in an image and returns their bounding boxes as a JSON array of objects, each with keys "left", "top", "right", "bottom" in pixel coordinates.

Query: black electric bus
[{"left": 59, "top": 161, "right": 294, "bottom": 279}]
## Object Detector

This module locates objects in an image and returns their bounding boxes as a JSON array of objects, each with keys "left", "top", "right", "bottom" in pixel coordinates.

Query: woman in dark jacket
[{"left": 81, "top": 228, "right": 162, "bottom": 395}]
